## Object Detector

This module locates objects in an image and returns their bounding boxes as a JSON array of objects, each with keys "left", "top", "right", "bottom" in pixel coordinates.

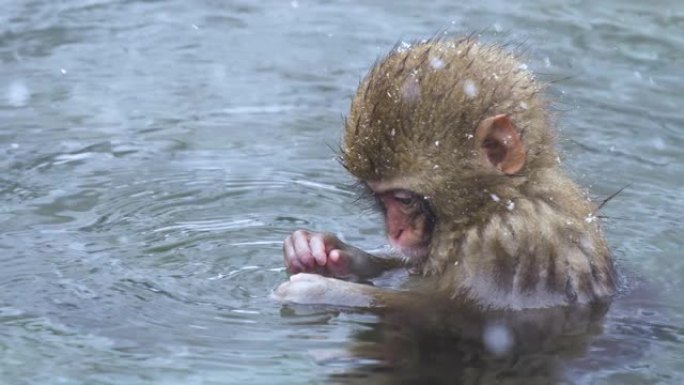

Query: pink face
[{"left": 370, "top": 182, "right": 433, "bottom": 262}]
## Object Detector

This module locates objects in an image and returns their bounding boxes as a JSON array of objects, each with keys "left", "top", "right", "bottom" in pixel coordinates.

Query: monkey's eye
[{"left": 393, "top": 191, "right": 416, "bottom": 206}]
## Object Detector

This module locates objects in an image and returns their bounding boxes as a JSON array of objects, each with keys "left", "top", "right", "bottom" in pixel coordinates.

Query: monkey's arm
[
  {"left": 284, "top": 230, "right": 405, "bottom": 280},
  {"left": 273, "top": 273, "right": 425, "bottom": 308},
  {"left": 344, "top": 249, "right": 405, "bottom": 279}
]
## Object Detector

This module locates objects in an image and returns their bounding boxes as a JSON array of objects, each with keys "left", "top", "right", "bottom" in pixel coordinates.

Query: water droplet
[
  {"left": 396, "top": 41, "right": 411, "bottom": 53},
  {"left": 483, "top": 323, "right": 514, "bottom": 356},
  {"left": 506, "top": 200, "right": 515, "bottom": 210},
  {"left": 519, "top": 101, "right": 528, "bottom": 110},
  {"left": 191, "top": 24, "right": 199, "bottom": 30},
  {"left": 544, "top": 57, "right": 551, "bottom": 68},
  {"left": 633, "top": 70, "right": 642, "bottom": 80},
  {"left": 6, "top": 81, "right": 29, "bottom": 107},
  {"left": 651, "top": 137, "right": 665, "bottom": 150},
  {"left": 430, "top": 57, "right": 445, "bottom": 70},
  {"left": 10, "top": 143, "right": 19, "bottom": 149},
  {"left": 493, "top": 23, "right": 502, "bottom": 33},
  {"left": 434, "top": 140, "right": 440, "bottom": 146},
  {"left": 401, "top": 77, "right": 421, "bottom": 103},
  {"left": 518, "top": 63, "right": 528, "bottom": 71},
  {"left": 465, "top": 133, "right": 474, "bottom": 140},
  {"left": 390, "top": 128, "right": 396, "bottom": 137},
  {"left": 60, "top": 68, "right": 67, "bottom": 75},
  {"left": 290, "top": 0, "right": 299, "bottom": 8},
  {"left": 463, "top": 79, "right": 478, "bottom": 98},
  {"left": 585, "top": 213, "right": 595, "bottom": 223},
  {"left": 490, "top": 193, "right": 500, "bottom": 202}
]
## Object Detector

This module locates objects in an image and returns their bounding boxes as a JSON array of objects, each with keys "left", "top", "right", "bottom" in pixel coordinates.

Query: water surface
[{"left": 1, "top": 0, "right": 683, "bottom": 384}]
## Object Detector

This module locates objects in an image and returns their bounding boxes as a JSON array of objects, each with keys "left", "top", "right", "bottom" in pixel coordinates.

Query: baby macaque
[{"left": 274, "top": 37, "right": 616, "bottom": 310}]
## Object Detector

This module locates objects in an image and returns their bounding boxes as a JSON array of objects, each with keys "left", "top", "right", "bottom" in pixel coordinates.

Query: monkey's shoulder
[{"left": 446, "top": 198, "right": 616, "bottom": 310}]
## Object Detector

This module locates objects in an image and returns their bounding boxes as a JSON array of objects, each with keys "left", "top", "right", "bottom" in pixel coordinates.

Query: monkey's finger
[
  {"left": 292, "top": 230, "right": 315, "bottom": 268},
  {"left": 329, "top": 249, "right": 342, "bottom": 263},
  {"left": 283, "top": 235, "right": 295, "bottom": 261},
  {"left": 321, "top": 232, "right": 343, "bottom": 253},
  {"left": 327, "top": 250, "right": 351, "bottom": 277},
  {"left": 283, "top": 236, "right": 304, "bottom": 273},
  {"left": 309, "top": 235, "right": 327, "bottom": 266}
]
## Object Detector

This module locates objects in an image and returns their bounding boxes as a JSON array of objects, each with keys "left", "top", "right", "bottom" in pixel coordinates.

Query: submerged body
[{"left": 275, "top": 37, "right": 616, "bottom": 310}]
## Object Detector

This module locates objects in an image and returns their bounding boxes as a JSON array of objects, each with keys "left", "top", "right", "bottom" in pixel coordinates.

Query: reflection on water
[
  {"left": 285, "top": 282, "right": 681, "bottom": 384},
  {"left": 1, "top": 0, "right": 683, "bottom": 384},
  {"left": 332, "top": 303, "right": 613, "bottom": 385}
]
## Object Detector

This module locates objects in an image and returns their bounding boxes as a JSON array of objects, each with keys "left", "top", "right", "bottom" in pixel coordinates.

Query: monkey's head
[{"left": 342, "top": 38, "right": 559, "bottom": 267}]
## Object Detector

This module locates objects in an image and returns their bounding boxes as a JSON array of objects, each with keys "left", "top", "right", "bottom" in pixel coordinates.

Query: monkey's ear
[{"left": 475, "top": 114, "right": 526, "bottom": 175}]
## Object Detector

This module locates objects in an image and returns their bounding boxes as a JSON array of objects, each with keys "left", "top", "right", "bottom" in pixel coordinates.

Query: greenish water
[{"left": 1, "top": 0, "right": 682, "bottom": 384}]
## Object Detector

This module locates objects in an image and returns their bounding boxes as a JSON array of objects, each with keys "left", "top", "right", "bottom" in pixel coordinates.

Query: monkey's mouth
[{"left": 389, "top": 239, "right": 429, "bottom": 265}]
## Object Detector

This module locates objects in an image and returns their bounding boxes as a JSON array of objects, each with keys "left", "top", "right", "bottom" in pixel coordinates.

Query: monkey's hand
[
  {"left": 272, "top": 273, "right": 378, "bottom": 307},
  {"left": 283, "top": 230, "right": 398, "bottom": 279}
]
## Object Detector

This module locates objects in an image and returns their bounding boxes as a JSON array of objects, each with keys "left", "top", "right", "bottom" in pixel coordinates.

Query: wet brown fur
[{"left": 341, "top": 37, "right": 616, "bottom": 310}]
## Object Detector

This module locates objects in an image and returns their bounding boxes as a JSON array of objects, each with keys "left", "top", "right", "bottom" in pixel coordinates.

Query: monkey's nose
[
  {"left": 390, "top": 228, "right": 419, "bottom": 249},
  {"left": 388, "top": 228, "right": 404, "bottom": 242}
]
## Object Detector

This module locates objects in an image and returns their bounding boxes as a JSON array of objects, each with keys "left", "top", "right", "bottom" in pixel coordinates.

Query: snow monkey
[{"left": 274, "top": 37, "right": 616, "bottom": 310}]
